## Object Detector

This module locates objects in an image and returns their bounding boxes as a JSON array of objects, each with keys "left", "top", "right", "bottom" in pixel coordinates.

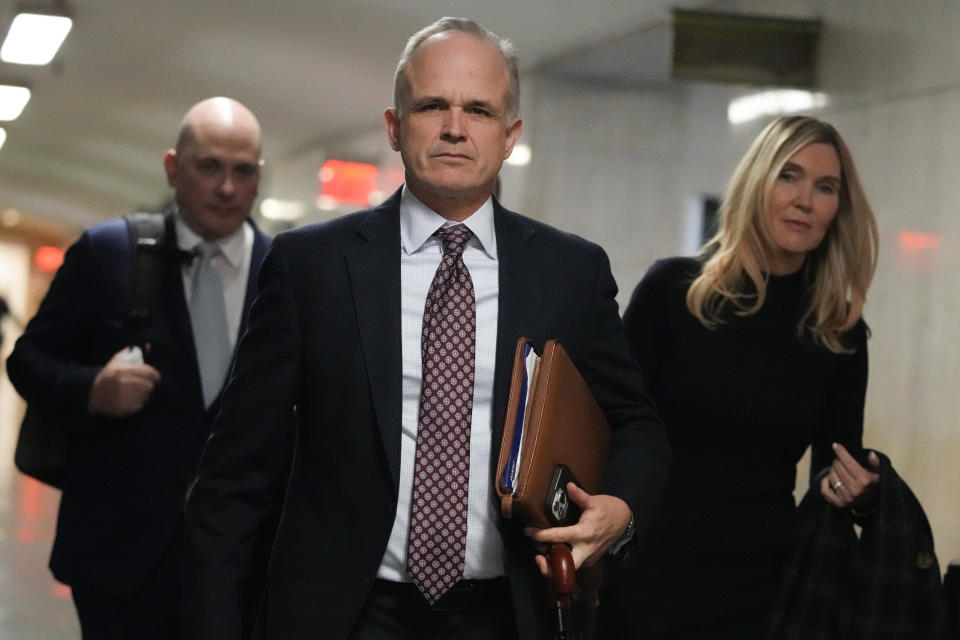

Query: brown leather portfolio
[{"left": 495, "top": 338, "right": 611, "bottom": 529}]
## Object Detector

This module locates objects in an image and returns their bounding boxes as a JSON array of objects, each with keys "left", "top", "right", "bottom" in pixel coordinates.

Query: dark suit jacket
[
  {"left": 183, "top": 190, "right": 670, "bottom": 639},
  {"left": 7, "top": 210, "right": 270, "bottom": 598}
]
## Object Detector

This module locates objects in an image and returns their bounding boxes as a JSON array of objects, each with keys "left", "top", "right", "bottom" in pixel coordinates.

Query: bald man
[{"left": 7, "top": 97, "right": 273, "bottom": 639}]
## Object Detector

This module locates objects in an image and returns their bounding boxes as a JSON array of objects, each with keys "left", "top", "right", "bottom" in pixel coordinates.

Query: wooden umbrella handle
[
  {"left": 548, "top": 543, "right": 577, "bottom": 638},
  {"left": 549, "top": 542, "right": 576, "bottom": 603}
]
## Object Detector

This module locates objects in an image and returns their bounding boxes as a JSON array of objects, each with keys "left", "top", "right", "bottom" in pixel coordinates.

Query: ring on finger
[{"left": 832, "top": 480, "right": 843, "bottom": 491}]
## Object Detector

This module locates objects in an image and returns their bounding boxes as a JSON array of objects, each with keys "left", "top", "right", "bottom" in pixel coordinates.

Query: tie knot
[
  {"left": 436, "top": 224, "right": 472, "bottom": 258},
  {"left": 194, "top": 241, "right": 220, "bottom": 261}
]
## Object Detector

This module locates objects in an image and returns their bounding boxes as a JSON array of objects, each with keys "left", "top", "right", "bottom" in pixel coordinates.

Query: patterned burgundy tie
[{"left": 407, "top": 224, "right": 476, "bottom": 604}]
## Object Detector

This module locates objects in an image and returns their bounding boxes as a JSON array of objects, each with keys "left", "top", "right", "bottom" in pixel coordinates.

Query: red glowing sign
[
  {"left": 319, "top": 159, "right": 379, "bottom": 207},
  {"left": 898, "top": 231, "right": 940, "bottom": 253},
  {"left": 34, "top": 246, "right": 64, "bottom": 273}
]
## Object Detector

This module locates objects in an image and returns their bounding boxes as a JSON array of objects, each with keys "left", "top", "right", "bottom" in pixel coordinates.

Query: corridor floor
[{"left": 0, "top": 468, "right": 79, "bottom": 638}]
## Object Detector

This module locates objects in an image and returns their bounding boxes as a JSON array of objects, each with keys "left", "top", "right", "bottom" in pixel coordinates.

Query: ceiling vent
[{"left": 671, "top": 9, "right": 822, "bottom": 87}]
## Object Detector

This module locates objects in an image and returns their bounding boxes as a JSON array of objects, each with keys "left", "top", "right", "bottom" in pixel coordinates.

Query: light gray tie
[{"left": 190, "top": 241, "right": 232, "bottom": 407}]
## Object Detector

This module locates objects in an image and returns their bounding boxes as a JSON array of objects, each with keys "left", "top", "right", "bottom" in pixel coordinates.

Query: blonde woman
[{"left": 604, "top": 116, "right": 881, "bottom": 638}]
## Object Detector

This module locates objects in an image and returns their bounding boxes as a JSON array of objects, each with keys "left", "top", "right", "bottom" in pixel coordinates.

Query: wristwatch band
[{"left": 609, "top": 514, "right": 635, "bottom": 556}]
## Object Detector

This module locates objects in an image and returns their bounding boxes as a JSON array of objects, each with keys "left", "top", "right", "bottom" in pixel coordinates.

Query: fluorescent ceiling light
[
  {"left": 0, "top": 127, "right": 6, "bottom": 149},
  {"left": 0, "top": 85, "right": 31, "bottom": 120},
  {"left": 1, "top": 13, "right": 73, "bottom": 65},
  {"left": 315, "top": 195, "right": 338, "bottom": 211},
  {"left": 505, "top": 143, "right": 531, "bottom": 166},
  {"left": 260, "top": 198, "right": 305, "bottom": 221},
  {"left": 727, "top": 90, "right": 828, "bottom": 125}
]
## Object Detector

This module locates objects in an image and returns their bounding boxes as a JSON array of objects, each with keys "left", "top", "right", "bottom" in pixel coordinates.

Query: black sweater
[{"left": 602, "top": 256, "right": 868, "bottom": 639}]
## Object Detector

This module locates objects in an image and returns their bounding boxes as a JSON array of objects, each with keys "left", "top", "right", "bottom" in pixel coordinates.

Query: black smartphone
[{"left": 543, "top": 464, "right": 583, "bottom": 527}]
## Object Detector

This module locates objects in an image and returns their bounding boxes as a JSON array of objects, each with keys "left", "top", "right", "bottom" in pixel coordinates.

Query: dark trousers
[
  {"left": 71, "top": 543, "right": 180, "bottom": 640},
  {"left": 349, "top": 578, "right": 518, "bottom": 640}
]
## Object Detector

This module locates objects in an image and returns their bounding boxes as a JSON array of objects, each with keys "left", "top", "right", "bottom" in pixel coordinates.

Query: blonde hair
[{"left": 686, "top": 116, "right": 878, "bottom": 353}]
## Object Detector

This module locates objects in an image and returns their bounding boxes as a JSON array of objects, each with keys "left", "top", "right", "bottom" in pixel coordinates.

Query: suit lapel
[
  {"left": 490, "top": 203, "right": 541, "bottom": 469},
  {"left": 156, "top": 210, "right": 208, "bottom": 413},
  {"left": 341, "top": 195, "right": 537, "bottom": 490},
  {"left": 160, "top": 210, "right": 197, "bottom": 366},
  {"left": 197, "top": 220, "right": 273, "bottom": 416},
  {"left": 239, "top": 220, "right": 270, "bottom": 339},
  {"left": 155, "top": 212, "right": 271, "bottom": 414},
  {"left": 345, "top": 193, "right": 404, "bottom": 492}
]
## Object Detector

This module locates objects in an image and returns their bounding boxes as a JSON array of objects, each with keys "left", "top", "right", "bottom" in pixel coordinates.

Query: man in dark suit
[
  {"left": 7, "top": 97, "right": 271, "bottom": 639},
  {"left": 183, "top": 18, "right": 669, "bottom": 640}
]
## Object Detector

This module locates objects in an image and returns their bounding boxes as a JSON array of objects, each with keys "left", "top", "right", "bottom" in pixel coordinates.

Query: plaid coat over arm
[{"left": 767, "top": 451, "right": 950, "bottom": 640}]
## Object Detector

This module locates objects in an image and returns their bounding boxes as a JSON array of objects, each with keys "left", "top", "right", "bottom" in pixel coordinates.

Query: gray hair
[{"left": 393, "top": 17, "right": 520, "bottom": 121}]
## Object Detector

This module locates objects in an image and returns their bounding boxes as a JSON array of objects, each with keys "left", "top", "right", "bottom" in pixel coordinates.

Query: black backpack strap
[{"left": 124, "top": 212, "right": 168, "bottom": 346}]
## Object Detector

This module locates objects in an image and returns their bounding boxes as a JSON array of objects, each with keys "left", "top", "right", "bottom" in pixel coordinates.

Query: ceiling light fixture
[
  {"left": 1, "top": 9, "right": 73, "bottom": 65},
  {"left": 727, "top": 89, "right": 828, "bottom": 125},
  {"left": 260, "top": 198, "right": 305, "bottom": 222},
  {"left": 0, "top": 84, "right": 31, "bottom": 120}
]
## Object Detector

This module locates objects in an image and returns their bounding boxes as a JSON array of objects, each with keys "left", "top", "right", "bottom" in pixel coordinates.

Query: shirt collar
[
  {"left": 399, "top": 185, "right": 497, "bottom": 259},
  {"left": 174, "top": 207, "right": 249, "bottom": 268}
]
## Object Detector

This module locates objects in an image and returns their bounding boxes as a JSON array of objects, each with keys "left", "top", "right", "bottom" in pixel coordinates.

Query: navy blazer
[
  {"left": 7, "top": 210, "right": 270, "bottom": 597},
  {"left": 183, "top": 190, "right": 670, "bottom": 639}
]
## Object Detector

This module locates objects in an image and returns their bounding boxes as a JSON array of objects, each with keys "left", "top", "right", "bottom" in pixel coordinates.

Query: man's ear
[
  {"left": 163, "top": 149, "right": 178, "bottom": 187},
  {"left": 384, "top": 108, "right": 402, "bottom": 152},
  {"left": 503, "top": 118, "right": 523, "bottom": 159}
]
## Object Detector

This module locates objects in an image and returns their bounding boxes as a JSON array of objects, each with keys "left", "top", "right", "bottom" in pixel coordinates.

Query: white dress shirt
[
  {"left": 376, "top": 186, "right": 505, "bottom": 582},
  {"left": 174, "top": 212, "right": 254, "bottom": 351}
]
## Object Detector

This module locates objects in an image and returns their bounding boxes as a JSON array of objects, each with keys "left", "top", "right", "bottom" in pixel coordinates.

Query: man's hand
[
  {"left": 88, "top": 347, "right": 161, "bottom": 418},
  {"left": 524, "top": 484, "right": 632, "bottom": 576}
]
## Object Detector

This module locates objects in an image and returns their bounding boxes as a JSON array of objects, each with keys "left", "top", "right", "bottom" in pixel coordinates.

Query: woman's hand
[{"left": 820, "top": 443, "right": 880, "bottom": 510}]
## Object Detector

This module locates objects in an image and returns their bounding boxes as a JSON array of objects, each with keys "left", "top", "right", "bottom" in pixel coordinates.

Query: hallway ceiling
[{"left": 0, "top": 0, "right": 707, "bottom": 230}]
